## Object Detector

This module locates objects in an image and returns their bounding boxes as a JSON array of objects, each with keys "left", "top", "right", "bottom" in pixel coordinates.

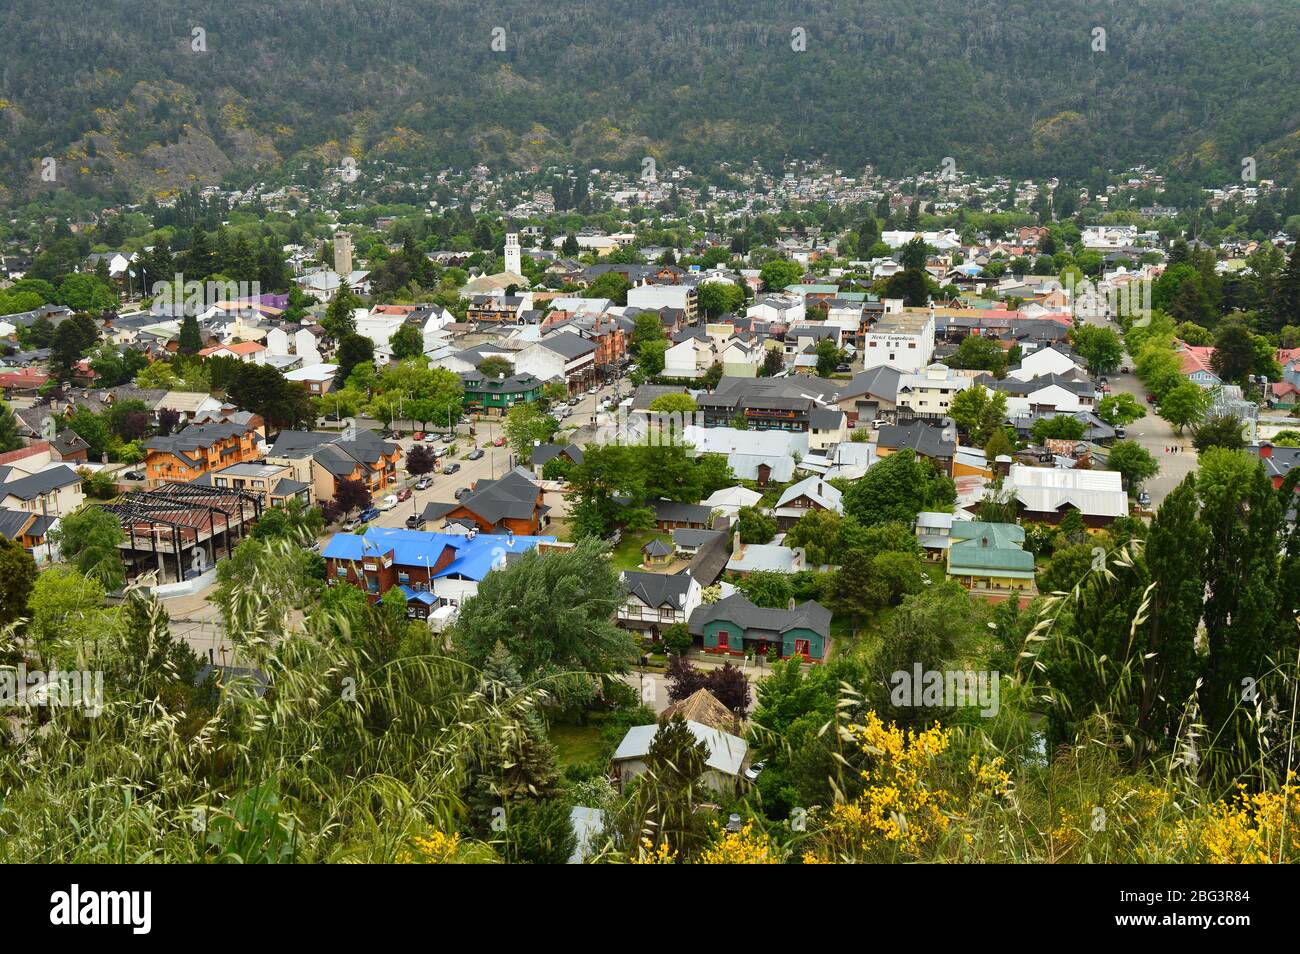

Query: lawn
[
  {"left": 548, "top": 722, "right": 607, "bottom": 769},
  {"left": 609, "top": 529, "right": 674, "bottom": 572}
]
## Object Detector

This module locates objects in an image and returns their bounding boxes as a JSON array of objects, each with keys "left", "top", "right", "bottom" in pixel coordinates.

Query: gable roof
[
  {"left": 612, "top": 719, "right": 748, "bottom": 776},
  {"left": 688, "top": 592, "right": 831, "bottom": 638},
  {"left": 622, "top": 569, "right": 694, "bottom": 609}
]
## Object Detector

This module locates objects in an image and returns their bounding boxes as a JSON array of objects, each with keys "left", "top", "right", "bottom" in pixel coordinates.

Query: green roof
[
  {"left": 949, "top": 521, "right": 1025, "bottom": 548},
  {"left": 785, "top": 284, "right": 839, "bottom": 294},
  {"left": 946, "top": 521, "right": 1035, "bottom": 577}
]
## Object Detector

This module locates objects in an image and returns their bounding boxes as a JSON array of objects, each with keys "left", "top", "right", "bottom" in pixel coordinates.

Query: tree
[
  {"left": 947, "top": 336, "right": 1008, "bottom": 377},
  {"left": 761, "top": 347, "right": 785, "bottom": 377},
  {"left": 1071, "top": 325, "right": 1124, "bottom": 375},
  {"left": 406, "top": 443, "right": 436, "bottom": 476},
  {"left": 663, "top": 622, "right": 692, "bottom": 655},
  {"left": 1191, "top": 415, "right": 1247, "bottom": 452},
  {"left": 135, "top": 360, "right": 180, "bottom": 390},
  {"left": 335, "top": 334, "right": 376, "bottom": 385},
  {"left": 452, "top": 537, "right": 636, "bottom": 680},
  {"left": 477, "top": 355, "right": 513, "bottom": 379},
  {"left": 735, "top": 570, "right": 793, "bottom": 609},
  {"left": 1106, "top": 440, "right": 1158, "bottom": 493},
  {"left": 1157, "top": 380, "right": 1213, "bottom": 433},
  {"left": 178, "top": 313, "right": 203, "bottom": 355},
  {"left": 842, "top": 449, "right": 955, "bottom": 526},
  {"left": 949, "top": 385, "right": 1008, "bottom": 445},
  {"left": 638, "top": 339, "right": 668, "bottom": 377},
  {"left": 697, "top": 282, "right": 744, "bottom": 318},
  {"left": 1210, "top": 320, "right": 1257, "bottom": 385},
  {"left": 389, "top": 323, "right": 424, "bottom": 360},
  {"left": 1031, "top": 415, "right": 1086, "bottom": 442},
  {"left": 784, "top": 509, "right": 844, "bottom": 566},
  {"left": 759, "top": 259, "right": 802, "bottom": 291},
  {"left": 333, "top": 478, "right": 372, "bottom": 516},
  {"left": 828, "top": 548, "right": 885, "bottom": 624},
  {"left": 815, "top": 338, "right": 844, "bottom": 376},
  {"left": 51, "top": 506, "right": 126, "bottom": 590},
  {"left": 0, "top": 537, "right": 37, "bottom": 628},
  {"left": 0, "top": 401, "right": 23, "bottom": 453},
  {"left": 648, "top": 393, "right": 697, "bottom": 415},
  {"left": 735, "top": 506, "right": 776, "bottom": 544},
  {"left": 585, "top": 271, "right": 632, "bottom": 305},
  {"left": 227, "top": 363, "right": 314, "bottom": 433},
  {"left": 321, "top": 281, "right": 361, "bottom": 340},
  {"left": 503, "top": 402, "right": 558, "bottom": 463},
  {"left": 983, "top": 427, "right": 1015, "bottom": 462},
  {"left": 1096, "top": 392, "right": 1146, "bottom": 426}
]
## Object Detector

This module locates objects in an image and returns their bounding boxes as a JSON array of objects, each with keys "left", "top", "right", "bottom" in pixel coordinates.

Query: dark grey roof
[
  {"left": 651, "top": 498, "right": 712, "bottom": 525},
  {"left": 0, "top": 464, "right": 82, "bottom": 500},
  {"left": 809, "top": 406, "right": 845, "bottom": 430},
  {"left": 643, "top": 538, "right": 673, "bottom": 557},
  {"left": 688, "top": 593, "right": 831, "bottom": 638},
  {"left": 672, "top": 528, "right": 723, "bottom": 548},
  {"left": 622, "top": 569, "right": 693, "bottom": 609},
  {"left": 540, "top": 330, "right": 597, "bottom": 360},
  {"left": 146, "top": 423, "right": 252, "bottom": 466},
  {"left": 876, "top": 420, "right": 955, "bottom": 459},
  {"left": 439, "top": 469, "right": 540, "bottom": 525},
  {"left": 841, "top": 365, "right": 903, "bottom": 401},
  {"left": 0, "top": 508, "right": 34, "bottom": 540},
  {"left": 532, "top": 443, "right": 584, "bottom": 467}
]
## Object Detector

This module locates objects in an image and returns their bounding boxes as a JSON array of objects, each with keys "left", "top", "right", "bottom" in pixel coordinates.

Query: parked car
[
  {"left": 433, "top": 445, "right": 449, "bottom": 458},
  {"left": 397, "top": 488, "right": 412, "bottom": 502},
  {"left": 358, "top": 507, "right": 381, "bottom": 523},
  {"left": 423, "top": 432, "right": 440, "bottom": 442},
  {"left": 568, "top": 396, "right": 580, "bottom": 406},
  {"left": 415, "top": 475, "right": 433, "bottom": 490},
  {"left": 122, "top": 470, "right": 146, "bottom": 481},
  {"left": 304, "top": 540, "right": 322, "bottom": 553},
  {"left": 443, "top": 462, "right": 461, "bottom": 475},
  {"left": 377, "top": 495, "right": 398, "bottom": 511},
  {"left": 1137, "top": 491, "right": 1152, "bottom": 508},
  {"left": 441, "top": 432, "right": 455, "bottom": 444},
  {"left": 1114, "top": 426, "right": 1126, "bottom": 439},
  {"left": 405, "top": 514, "right": 427, "bottom": 530},
  {"left": 492, "top": 436, "right": 507, "bottom": 447},
  {"left": 1146, "top": 393, "right": 1157, "bottom": 404},
  {"left": 835, "top": 363, "right": 851, "bottom": 372},
  {"left": 454, "top": 486, "right": 472, "bottom": 499},
  {"left": 343, "top": 517, "right": 362, "bottom": 532},
  {"left": 467, "top": 448, "right": 485, "bottom": 460},
  {"left": 744, "top": 760, "right": 766, "bottom": 782}
]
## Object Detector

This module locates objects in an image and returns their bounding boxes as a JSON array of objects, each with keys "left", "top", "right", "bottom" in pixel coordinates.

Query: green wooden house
[
  {"left": 459, "top": 371, "right": 543, "bottom": 414},
  {"left": 688, "top": 593, "right": 831, "bottom": 662}
]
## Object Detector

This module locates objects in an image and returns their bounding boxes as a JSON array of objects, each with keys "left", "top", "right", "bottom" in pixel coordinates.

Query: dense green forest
[{"left": 1, "top": 0, "right": 1298, "bottom": 204}]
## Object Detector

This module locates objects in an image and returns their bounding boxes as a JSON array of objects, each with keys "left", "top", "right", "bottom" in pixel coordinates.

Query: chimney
[
  {"left": 1259, "top": 441, "right": 1273, "bottom": 459},
  {"left": 732, "top": 530, "right": 742, "bottom": 558},
  {"left": 787, "top": 597, "right": 795, "bottom": 611}
]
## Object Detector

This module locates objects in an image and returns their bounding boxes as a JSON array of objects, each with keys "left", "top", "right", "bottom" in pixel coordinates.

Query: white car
[{"left": 377, "top": 495, "right": 398, "bottom": 511}]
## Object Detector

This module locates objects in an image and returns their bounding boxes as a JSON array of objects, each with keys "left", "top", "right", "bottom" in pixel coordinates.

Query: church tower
[
  {"left": 334, "top": 230, "right": 353, "bottom": 276},
  {"left": 504, "top": 229, "right": 521, "bottom": 276}
]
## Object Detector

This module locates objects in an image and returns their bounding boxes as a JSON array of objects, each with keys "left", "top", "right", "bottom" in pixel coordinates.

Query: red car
[
  {"left": 397, "top": 488, "right": 412, "bottom": 502},
  {"left": 1146, "top": 393, "right": 1157, "bottom": 404},
  {"left": 492, "top": 436, "right": 507, "bottom": 447}
]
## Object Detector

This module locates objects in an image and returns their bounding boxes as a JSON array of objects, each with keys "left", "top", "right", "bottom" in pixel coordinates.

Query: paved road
[
  {"left": 363, "top": 380, "right": 625, "bottom": 532},
  {"left": 1075, "top": 312, "right": 1197, "bottom": 507}
]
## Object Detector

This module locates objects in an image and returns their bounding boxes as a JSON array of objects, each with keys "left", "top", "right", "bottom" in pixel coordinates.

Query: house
[
  {"left": 266, "top": 429, "right": 403, "bottom": 501},
  {"left": 531, "top": 443, "right": 584, "bottom": 476},
  {"left": 642, "top": 537, "right": 674, "bottom": 566},
  {"left": 875, "top": 420, "right": 956, "bottom": 475},
  {"left": 626, "top": 284, "right": 697, "bottom": 321},
  {"left": 0, "top": 507, "right": 60, "bottom": 563},
  {"left": 689, "top": 592, "right": 831, "bottom": 662},
  {"left": 283, "top": 363, "right": 338, "bottom": 395},
  {"left": 726, "top": 532, "right": 806, "bottom": 575},
  {"left": 323, "top": 526, "right": 555, "bottom": 615},
  {"left": 1006, "top": 464, "right": 1128, "bottom": 527},
  {"left": 1179, "top": 344, "right": 1222, "bottom": 388},
  {"left": 648, "top": 498, "right": 713, "bottom": 531},
  {"left": 514, "top": 332, "right": 598, "bottom": 391},
  {"left": 672, "top": 528, "right": 724, "bottom": 558},
  {"left": 701, "top": 486, "right": 763, "bottom": 519},
  {"left": 896, "top": 363, "right": 973, "bottom": 420},
  {"left": 681, "top": 426, "right": 808, "bottom": 485},
  {"left": 1249, "top": 442, "right": 1300, "bottom": 489},
  {"left": 460, "top": 370, "right": 544, "bottom": 415},
  {"left": 0, "top": 464, "right": 84, "bottom": 521},
  {"left": 611, "top": 720, "right": 748, "bottom": 794},
  {"left": 143, "top": 422, "right": 262, "bottom": 486},
  {"left": 661, "top": 688, "right": 742, "bottom": 732},
  {"left": 617, "top": 569, "right": 703, "bottom": 636},
  {"left": 421, "top": 468, "right": 549, "bottom": 536},
  {"left": 1007, "top": 345, "right": 1082, "bottom": 382},
  {"left": 808, "top": 406, "right": 849, "bottom": 451},
  {"left": 915, "top": 511, "right": 955, "bottom": 560},
  {"left": 198, "top": 341, "right": 266, "bottom": 363},
  {"left": 772, "top": 475, "right": 843, "bottom": 529},
  {"left": 945, "top": 521, "right": 1037, "bottom": 596},
  {"left": 189, "top": 461, "right": 312, "bottom": 508},
  {"left": 837, "top": 365, "right": 903, "bottom": 424},
  {"left": 663, "top": 334, "right": 716, "bottom": 380}
]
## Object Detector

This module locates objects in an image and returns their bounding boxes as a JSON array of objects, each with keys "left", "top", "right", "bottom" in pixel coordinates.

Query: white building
[
  {"left": 896, "top": 363, "right": 973, "bottom": 420},
  {"left": 862, "top": 311, "right": 935, "bottom": 372}
]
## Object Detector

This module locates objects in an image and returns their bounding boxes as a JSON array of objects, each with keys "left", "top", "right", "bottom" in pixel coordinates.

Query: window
[
  {"left": 398, "top": 572, "right": 409, "bottom": 584},
  {"left": 336, "top": 566, "right": 347, "bottom": 577}
]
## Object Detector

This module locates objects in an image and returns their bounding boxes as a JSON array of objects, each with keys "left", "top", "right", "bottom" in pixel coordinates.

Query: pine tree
[{"left": 178, "top": 313, "right": 203, "bottom": 355}]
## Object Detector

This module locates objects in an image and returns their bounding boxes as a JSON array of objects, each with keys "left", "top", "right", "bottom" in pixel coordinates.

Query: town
[{"left": 2, "top": 142, "right": 1299, "bottom": 867}]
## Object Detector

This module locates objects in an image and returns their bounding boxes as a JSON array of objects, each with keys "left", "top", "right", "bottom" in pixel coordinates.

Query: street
[{"left": 1075, "top": 311, "right": 1197, "bottom": 508}]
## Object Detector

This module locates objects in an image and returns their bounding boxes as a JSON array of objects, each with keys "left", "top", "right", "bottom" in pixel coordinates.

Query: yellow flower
[
  {"left": 696, "top": 822, "right": 780, "bottom": 864},
  {"left": 630, "top": 838, "right": 677, "bottom": 864}
]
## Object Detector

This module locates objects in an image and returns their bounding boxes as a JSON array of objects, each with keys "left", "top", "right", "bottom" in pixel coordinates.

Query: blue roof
[
  {"left": 323, "top": 527, "right": 555, "bottom": 583},
  {"left": 397, "top": 584, "right": 437, "bottom": 605}
]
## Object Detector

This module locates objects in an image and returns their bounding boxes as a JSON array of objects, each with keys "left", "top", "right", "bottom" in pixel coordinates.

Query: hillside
[{"left": 1, "top": 0, "right": 1298, "bottom": 203}]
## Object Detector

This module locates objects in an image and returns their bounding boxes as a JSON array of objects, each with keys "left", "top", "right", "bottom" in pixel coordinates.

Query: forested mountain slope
[{"left": 1, "top": 0, "right": 1297, "bottom": 202}]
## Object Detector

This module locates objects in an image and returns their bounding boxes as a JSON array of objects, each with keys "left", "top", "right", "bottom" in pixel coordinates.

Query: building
[
  {"left": 896, "top": 363, "right": 973, "bottom": 421},
  {"left": 143, "top": 422, "right": 263, "bottom": 486},
  {"left": 323, "top": 526, "right": 556, "bottom": 617},
  {"left": 459, "top": 370, "right": 544, "bottom": 415},
  {"left": 190, "top": 461, "right": 311, "bottom": 508},
  {"left": 266, "top": 429, "right": 403, "bottom": 501},
  {"left": 726, "top": 533, "right": 807, "bottom": 575},
  {"left": 1249, "top": 442, "right": 1300, "bottom": 489},
  {"left": 1007, "top": 464, "right": 1128, "bottom": 527},
  {"left": 617, "top": 569, "right": 702, "bottom": 636},
  {"left": 945, "top": 521, "right": 1037, "bottom": 596},
  {"left": 421, "top": 468, "right": 549, "bottom": 535},
  {"left": 875, "top": 420, "right": 956, "bottom": 475},
  {"left": 0, "top": 463, "right": 83, "bottom": 522},
  {"left": 772, "top": 475, "right": 843, "bottom": 529},
  {"left": 611, "top": 720, "right": 748, "bottom": 794},
  {"left": 0, "top": 507, "right": 59, "bottom": 563},
  {"left": 689, "top": 592, "right": 831, "bottom": 662},
  {"left": 862, "top": 311, "right": 936, "bottom": 372}
]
